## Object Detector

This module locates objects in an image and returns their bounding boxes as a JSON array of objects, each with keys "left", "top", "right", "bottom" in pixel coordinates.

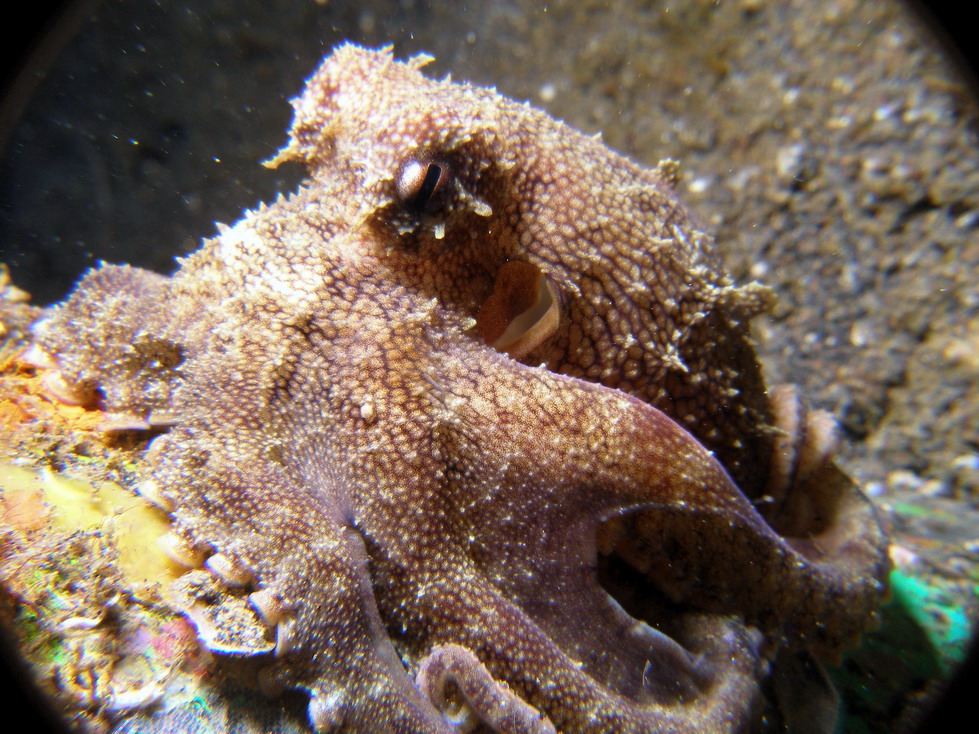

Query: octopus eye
[{"left": 397, "top": 158, "right": 452, "bottom": 212}]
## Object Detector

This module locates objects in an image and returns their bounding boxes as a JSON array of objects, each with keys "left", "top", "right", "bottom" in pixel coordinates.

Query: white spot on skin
[{"left": 360, "top": 400, "right": 376, "bottom": 424}]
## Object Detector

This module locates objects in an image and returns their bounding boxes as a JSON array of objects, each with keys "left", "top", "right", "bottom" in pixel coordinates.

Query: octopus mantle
[{"left": 32, "top": 45, "right": 889, "bottom": 733}]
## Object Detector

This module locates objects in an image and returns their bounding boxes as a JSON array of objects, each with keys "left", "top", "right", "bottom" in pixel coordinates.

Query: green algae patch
[
  {"left": 888, "top": 569, "right": 973, "bottom": 673},
  {"left": 832, "top": 566, "right": 976, "bottom": 734}
]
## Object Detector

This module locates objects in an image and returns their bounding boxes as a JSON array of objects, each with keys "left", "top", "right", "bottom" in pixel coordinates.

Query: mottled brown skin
[{"left": 33, "top": 46, "right": 889, "bottom": 733}]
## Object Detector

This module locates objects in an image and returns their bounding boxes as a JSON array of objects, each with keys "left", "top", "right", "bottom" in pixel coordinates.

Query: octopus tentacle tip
[
  {"left": 98, "top": 413, "right": 152, "bottom": 433},
  {"left": 17, "top": 343, "right": 57, "bottom": 370},
  {"left": 146, "top": 410, "right": 180, "bottom": 427},
  {"left": 205, "top": 553, "right": 254, "bottom": 587},
  {"left": 417, "top": 644, "right": 557, "bottom": 734},
  {"left": 249, "top": 587, "right": 290, "bottom": 626},
  {"left": 308, "top": 689, "right": 347, "bottom": 732},
  {"left": 136, "top": 478, "right": 173, "bottom": 512},
  {"left": 157, "top": 532, "right": 206, "bottom": 569},
  {"left": 39, "top": 369, "right": 94, "bottom": 407},
  {"left": 274, "top": 618, "right": 297, "bottom": 658},
  {"left": 797, "top": 409, "right": 839, "bottom": 481},
  {"left": 29, "top": 43, "right": 889, "bottom": 732}
]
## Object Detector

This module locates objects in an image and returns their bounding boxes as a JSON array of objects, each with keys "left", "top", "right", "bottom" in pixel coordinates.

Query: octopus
[{"left": 30, "top": 45, "right": 889, "bottom": 733}]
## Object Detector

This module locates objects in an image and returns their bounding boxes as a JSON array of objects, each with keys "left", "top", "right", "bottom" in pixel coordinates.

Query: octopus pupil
[{"left": 412, "top": 162, "right": 444, "bottom": 210}]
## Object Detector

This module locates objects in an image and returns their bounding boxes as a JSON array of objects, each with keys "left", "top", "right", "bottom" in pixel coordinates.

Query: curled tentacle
[{"left": 417, "top": 644, "right": 556, "bottom": 734}]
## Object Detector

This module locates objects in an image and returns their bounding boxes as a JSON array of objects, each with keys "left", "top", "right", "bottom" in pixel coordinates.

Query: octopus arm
[
  {"left": 142, "top": 437, "right": 456, "bottom": 733},
  {"left": 410, "top": 345, "right": 888, "bottom": 730}
]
